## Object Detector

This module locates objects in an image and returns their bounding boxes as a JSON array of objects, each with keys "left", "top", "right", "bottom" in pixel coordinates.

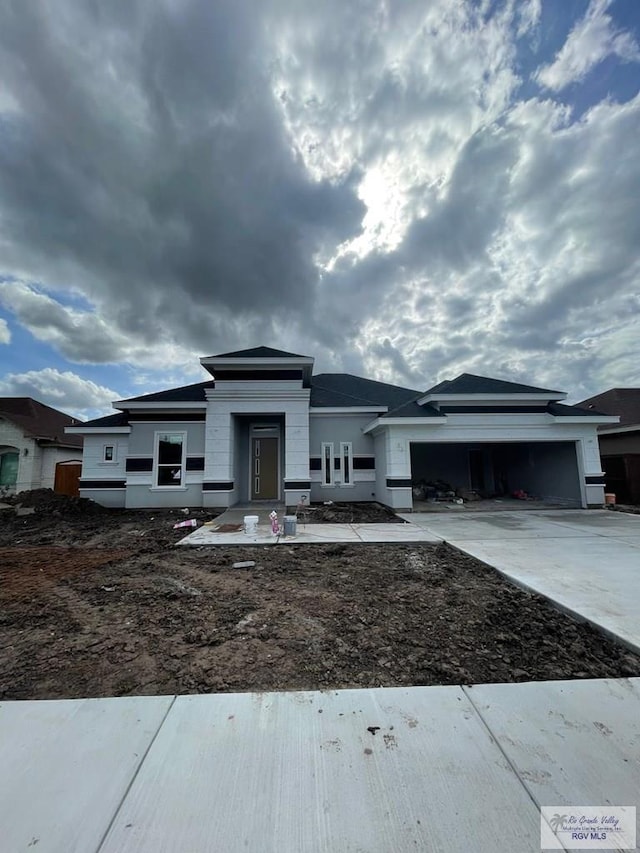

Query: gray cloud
[
  {"left": 0, "top": 0, "right": 364, "bottom": 354},
  {"left": 0, "top": 0, "right": 639, "bottom": 402}
]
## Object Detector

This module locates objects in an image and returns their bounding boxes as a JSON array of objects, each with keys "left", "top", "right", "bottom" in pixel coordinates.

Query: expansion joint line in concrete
[
  {"left": 95, "top": 696, "right": 177, "bottom": 853},
  {"left": 460, "top": 686, "right": 559, "bottom": 845}
]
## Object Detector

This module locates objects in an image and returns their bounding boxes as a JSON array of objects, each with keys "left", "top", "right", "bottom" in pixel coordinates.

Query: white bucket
[{"left": 244, "top": 515, "right": 259, "bottom": 535}]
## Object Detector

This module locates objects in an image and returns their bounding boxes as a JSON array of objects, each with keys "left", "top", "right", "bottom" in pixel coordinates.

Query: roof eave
[
  {"left": 309, "top": 406, "right": 388, "bottom": 414},
  {"left": 66, "top": 426, "right": 131, "bottom": 434},
  {"left": 363, "top": 416, "right": 448, "bottom": 434},
  {"left": 113, "top": 401, "right": 206, "bottom": 411},
  {"left": 417, "top": 392, "right": 568, "bottom": 405},
  {"left": 551, "top": 415, "right": 620, "bottom": 425},
  {"left": 597, "top": 422, "right": 639, "bottom": 434}
]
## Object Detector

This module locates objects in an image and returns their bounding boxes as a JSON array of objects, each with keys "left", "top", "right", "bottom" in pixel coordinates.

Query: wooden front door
[{"left": 251, "top": 437, "right": 278, "bottom": 500}]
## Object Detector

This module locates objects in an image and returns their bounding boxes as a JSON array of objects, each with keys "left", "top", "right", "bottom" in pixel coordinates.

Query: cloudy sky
[{"left": 0, "top": 0, "right": 639, "bottom": 419}]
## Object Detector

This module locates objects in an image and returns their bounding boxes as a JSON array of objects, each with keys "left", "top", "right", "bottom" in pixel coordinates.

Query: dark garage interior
[{"left": 410, "top": 441, "right": 582, "bottom": 506}]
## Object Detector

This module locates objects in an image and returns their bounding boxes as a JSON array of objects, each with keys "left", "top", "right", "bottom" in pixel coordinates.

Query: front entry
[{"left": 251, "top": 436, "right": 279, "bottom": 500}]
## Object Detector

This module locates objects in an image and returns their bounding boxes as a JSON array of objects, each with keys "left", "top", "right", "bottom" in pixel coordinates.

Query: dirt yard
[{"left": 1, "top": 492, "right": 639, "bottom": 700}]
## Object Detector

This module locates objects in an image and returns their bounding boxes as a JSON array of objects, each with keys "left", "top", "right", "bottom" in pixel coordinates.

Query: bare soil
[{"left": 1, "top": 492, "right": 638, "bottom": 700}]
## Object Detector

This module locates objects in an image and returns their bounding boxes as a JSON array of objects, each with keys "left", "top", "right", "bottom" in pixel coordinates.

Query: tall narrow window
[
  {"left": 156, "top": 432, "right": 185, "bottom": 486},
  {"left": 340, "top": 442, "right": 353, "bottom": 486},
  {"left": 104, "top": 445, "right": 115, "bottom": 462},
  {"left": 321, "top": 442, "right": 334, "bottom": 486}
]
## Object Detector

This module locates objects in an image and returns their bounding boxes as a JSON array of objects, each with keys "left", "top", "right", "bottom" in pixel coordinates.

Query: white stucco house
[
  {"left": 0, "top": 398, "right": 83, "bottom": 495},
  {"left": 66, "top": 346, "right": 617, "bottom": 511}
]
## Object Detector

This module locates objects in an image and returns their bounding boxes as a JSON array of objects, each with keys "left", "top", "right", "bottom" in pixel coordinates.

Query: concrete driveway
[{"left": 401, "top": 509, "right": 640, "bottom": 654}]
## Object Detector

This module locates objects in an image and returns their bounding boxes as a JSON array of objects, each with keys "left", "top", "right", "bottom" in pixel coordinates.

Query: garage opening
[{"left": 410, "top": 441, "right": 582, "bottom": 508}]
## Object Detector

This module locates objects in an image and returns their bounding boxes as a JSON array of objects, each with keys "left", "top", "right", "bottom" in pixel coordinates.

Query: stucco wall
[
  {"left": 128, "top": 421, "right": 205, "bottom": 456},
  {"left": 80, "top": 434, "right": 128, "bottom": 482},
  {"left": 309, "top": 413, "right": 377, "bottom": 502}
]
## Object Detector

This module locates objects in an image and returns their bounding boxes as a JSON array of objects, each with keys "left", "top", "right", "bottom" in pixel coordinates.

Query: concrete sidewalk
[
  {"left": 2, "top": 679, "right": 638, "bottom": 852},
  {"left": 403, "top": 509, "right": 640, "bottom": 654},
  {"left": 179, "top": 520, "right": 440, "bottom": 545}
]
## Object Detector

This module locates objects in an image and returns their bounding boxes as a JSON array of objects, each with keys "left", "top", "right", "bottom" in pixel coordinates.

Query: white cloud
[
  {"left": 0, "top": 367, "right": 120, "bottom": 420},
  {"left": 535, "top": 0, "right": 640, "bottom": 92},
  {"left": 0, "top": 317, "right": 10, "bottom": 344},
  {"left": 0, "top": 280, "right": 203, "bottom": 374}
]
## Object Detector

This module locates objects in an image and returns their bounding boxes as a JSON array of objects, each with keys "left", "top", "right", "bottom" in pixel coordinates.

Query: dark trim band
[
  {"left": 80, "top": 480, "right": 126, "bottom": 489},
  {"left": 284, "top": 481, "right": 311, "bottom": 490},
  {"left": 386, "top": 478, "right": 412, "bottom": 488},
  {"left": 353, "top": 457, "right": 375, "bottom": 470},
  {"left": 202, "top": 481, "right": 234, "bottom": 491},
  {"left": 585, "top": 476, "right": 606, "bottom": 485},
  {"left": 215, "top": 369, "right": 302, "bottom": 381},
  {"left": 186, "top": 457, "right": 205, "bottom": 471},
  {"left": 126, "top": 457, "right": 153, "bottom": 472},
  {"left": 127, "top": 413, "right": 205, "bottom": 422}
]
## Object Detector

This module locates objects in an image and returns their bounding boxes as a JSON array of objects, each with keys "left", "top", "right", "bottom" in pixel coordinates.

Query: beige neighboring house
[{"left": 0, "top": 398, "right": 83, "bottom": 496}]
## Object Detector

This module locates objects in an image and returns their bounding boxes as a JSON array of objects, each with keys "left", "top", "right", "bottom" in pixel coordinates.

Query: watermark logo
[{"left": 541, "top": 806, "right": 636, "bottom": 850}]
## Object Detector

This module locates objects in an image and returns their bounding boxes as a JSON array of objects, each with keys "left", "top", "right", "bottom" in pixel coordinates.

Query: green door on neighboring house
[{"left": 0, "top": 452, "right": 19, "bottom": 489}]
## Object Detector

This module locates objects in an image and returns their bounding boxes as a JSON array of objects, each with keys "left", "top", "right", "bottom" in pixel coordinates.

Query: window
[
  {"left": 340, "top": 442, "right": 353, "bottom": 486},
  {"left": 0, "top": 451, "right": 19, "bottom": 488},
  {"left": 103, "top": 445, "right": 115, "bottom": 462},
  {"left": 321, "top": 442, "right": 334, "bottom": 486},
  {"left": 155, "top": 432, "right": 185, "bottom": 487}
]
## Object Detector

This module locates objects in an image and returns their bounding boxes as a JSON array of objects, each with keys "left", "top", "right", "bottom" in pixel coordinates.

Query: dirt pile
[
  {"left": 8, "top": 488, "right": 110, "bottom": 515},
  {"left": 305, "top": 501, "right": 403, "bottom": 524}
]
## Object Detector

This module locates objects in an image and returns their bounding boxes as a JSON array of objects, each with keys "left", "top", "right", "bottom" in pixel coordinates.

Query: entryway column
[
  {"left": 203, "top": 404, "right": 235, "bottom": 507},
  {"left": 284, "top": 403, "right": 311, "bottom": 509}
]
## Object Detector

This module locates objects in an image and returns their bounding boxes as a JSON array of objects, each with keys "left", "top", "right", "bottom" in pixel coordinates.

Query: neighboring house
[
  {"left": 0, "top": 398, "right": 83, "bottom": 495},
  {"left": 575, "top": 388, "right": 640, "bottom": 504},
  {"left": 66, "top": 346, "right": 616, "bottom": 511}
]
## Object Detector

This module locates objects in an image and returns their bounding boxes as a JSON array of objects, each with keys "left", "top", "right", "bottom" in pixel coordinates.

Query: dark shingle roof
[
  {"left": 382, "top": 397, "right": 444, "bottom": 418},
  {"left": 423, "top": 373, "right": 564, "bottom": 397},
  {"left": 0, "top": 397, "right": 83, "bottom": 447},
  {"left": 547, "top": 402, "right": 610, "bottom": 417},
  {"left": 575, "top": 389, "right": 640, "bottom": 425},
  {"left": 310, "top": 374, "right": 420, "bottom": 409},
  {"left": 77, "top": 412, "right": 130, "bottom": 428},
  {"left": 120, "top": 381, "right": 214, "bottom": 404},
  {"left": 205, "top": 346, "right": 309, "bottom": 359}
]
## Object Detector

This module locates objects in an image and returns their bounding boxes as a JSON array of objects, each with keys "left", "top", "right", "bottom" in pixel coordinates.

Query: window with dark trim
[
  {"left": 155, "top": 432, "right": 185, "bottom": 487},
  {"left": 340, "top": 442, "right": 353, "bottom": 486},
  {"left": 104, "top": 445, "right": 115, "bottom": 462},
  {"left": 321, "top": 442, "right": 333, "bottom": 486}
]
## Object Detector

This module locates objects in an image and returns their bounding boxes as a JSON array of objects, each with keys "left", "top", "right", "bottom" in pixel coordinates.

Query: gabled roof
[
  {"left": 423, "top": 373, "right": 564, "bottom": 397},
  {"left": 205, "top": 346, "right": 309, "bottom": 359},
  {"left": 0, "top": 397, "right": 83, "bottom": 447},
  {"left": 310, "top": 374, "right": 420, "bottom": 409},
  {"left": 118, "top": 381, "right": 214, "bottom": 405},
  {"left": 575, "top": 388, "right": 640, "bottom": 426}
]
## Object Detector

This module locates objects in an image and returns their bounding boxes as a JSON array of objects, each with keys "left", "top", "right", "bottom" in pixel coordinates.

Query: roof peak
[
  {"left": 423, "top": 373, "right": 564, "bottom": 397},
  {"left": 205, "top": 346, "right": 311, "bottom": 359}
]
